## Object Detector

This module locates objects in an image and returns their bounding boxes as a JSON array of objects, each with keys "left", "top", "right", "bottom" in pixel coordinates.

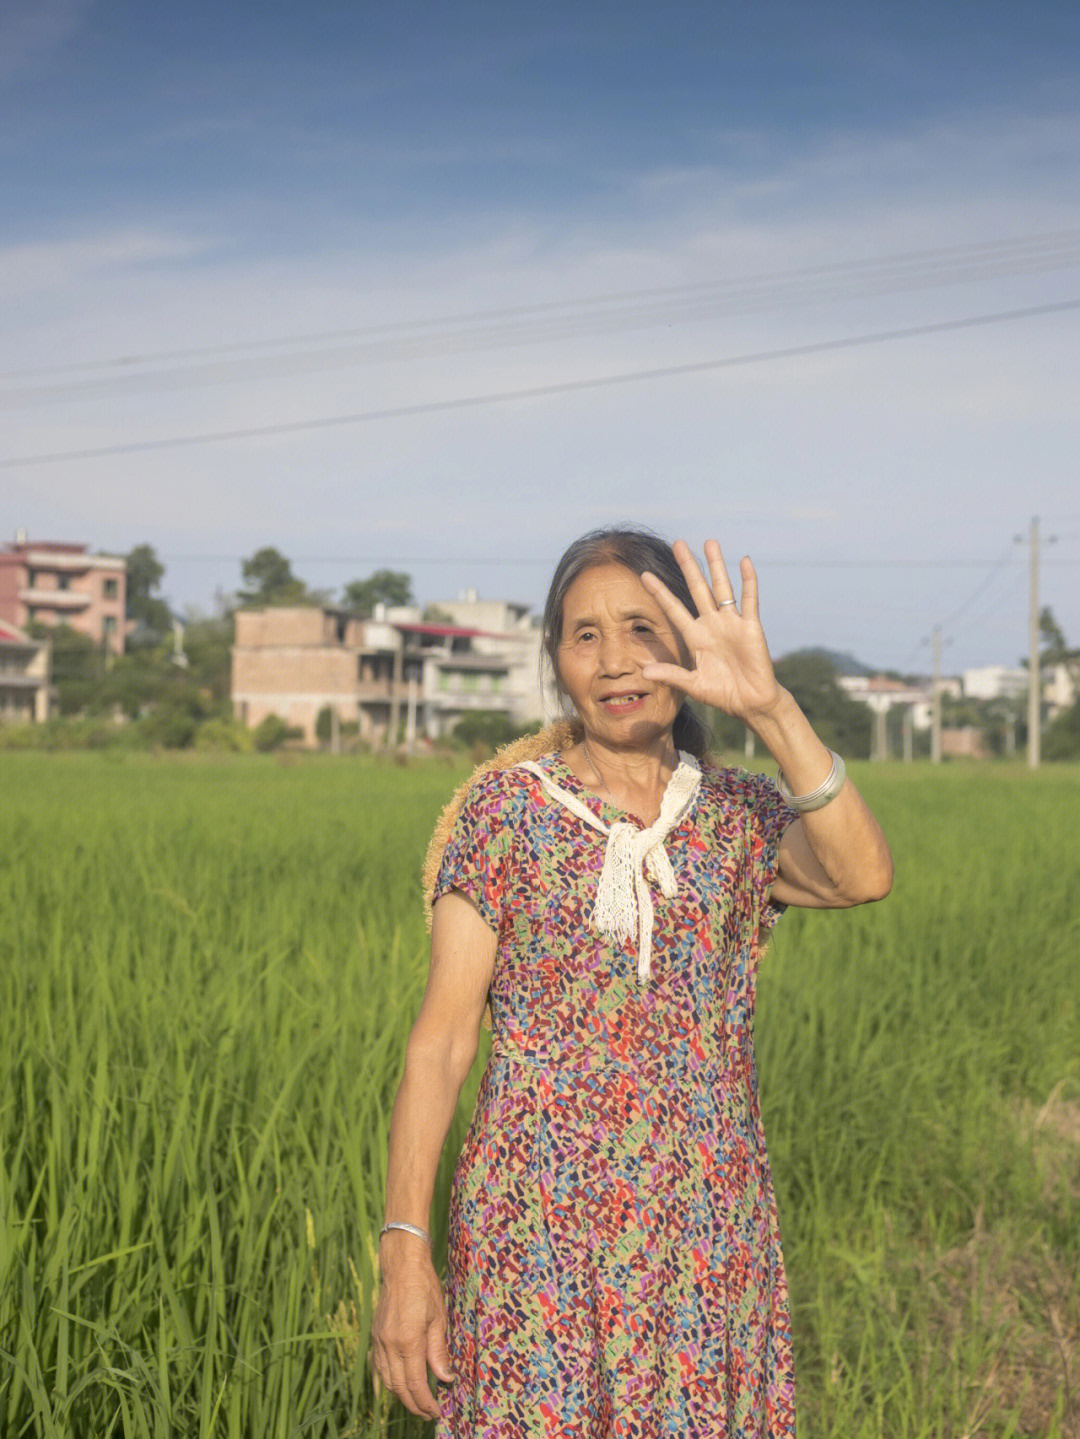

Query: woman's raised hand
[{"left": 640, "top": 539, "right": 784, "bottom": 723}]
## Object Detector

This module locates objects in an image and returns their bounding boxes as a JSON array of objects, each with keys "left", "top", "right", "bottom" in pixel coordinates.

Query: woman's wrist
[
  {"left": 743, "top": 688, "right": 835, "bottom": 787},
  {"left": 741, "top": 685, "right": 799, "bottom": 743}
]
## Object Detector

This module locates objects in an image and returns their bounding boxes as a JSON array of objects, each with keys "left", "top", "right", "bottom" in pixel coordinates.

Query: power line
[
  {"left": 4, "top": 227, "right": 1078, "bottom": 394},
  {"left": 939, "top": 543, "right": 1018, "bottom": 629},
  {"left": 156, "top": 553, "right": 1037, "bottom": 568},
  {"left": 5, "top": 297, "right": 1077, "bottom": 469}
]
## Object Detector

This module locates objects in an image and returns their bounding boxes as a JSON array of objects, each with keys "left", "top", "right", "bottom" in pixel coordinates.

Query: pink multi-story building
[{"left": 0, "top": 538, "right": 128, "bottom": 654}]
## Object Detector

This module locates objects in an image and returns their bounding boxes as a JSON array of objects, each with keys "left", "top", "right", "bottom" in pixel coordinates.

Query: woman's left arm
[
  {"left": 639, "top": 537, "right": 892, "bottom": 912},
  {"left": 748, "top": 687, "right": 893, "bottom": 909}
]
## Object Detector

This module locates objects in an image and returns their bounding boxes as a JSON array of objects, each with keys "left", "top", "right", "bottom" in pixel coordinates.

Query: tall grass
[{"left": 1, "top": 753, "right": 1077, "bottom": 1437}]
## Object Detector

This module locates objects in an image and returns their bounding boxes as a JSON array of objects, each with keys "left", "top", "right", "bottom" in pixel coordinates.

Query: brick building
[
  {"left": 231, "top": 603, "right": 550, "bottom": 746},
  {"left": 0, "top": 537, "right": 128, "bottom": 654}
]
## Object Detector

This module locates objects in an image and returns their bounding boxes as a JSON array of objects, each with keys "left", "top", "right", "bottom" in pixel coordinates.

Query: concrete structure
[
  {"left": 231, "top": 602, "right": 552, "bottom": 746},
  {"left": 838, "top": 673, "right": 936, "bottom": 730},
  {"left": 0, "top": 536, "right": 127, "bottom": 654},
  {"left": 962, "top": 666, "right": 1028, "bottom": 701},
  {"left": 941, "top": 726, "right": 989, "bottom": 760},
  {"left": 1044, "top": 662, "right": 1077, "bottom": 719},
  {"left": 0, "top": 620, "right": 52, "bottom": 723}
]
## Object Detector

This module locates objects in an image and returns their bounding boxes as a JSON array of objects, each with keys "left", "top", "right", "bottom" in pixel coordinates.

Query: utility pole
[
  {"left": 389, "top": 638, "right": 403, "bottom": 750},
  {"left": 1028, "top": 516, "right": 1041, "bottom": 770},
  {"left": 931, "top": 625, "right": 943, "bottom": 764},
  {"left": 872, "top": 705, "right": 888, "bottom": 761}
]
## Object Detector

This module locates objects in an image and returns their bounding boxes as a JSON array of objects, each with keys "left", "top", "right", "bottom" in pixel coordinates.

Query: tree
[
  {"left": 182, "top": 611, "right": 234, "bottom": 705},
  {"left": 1044, "top": 698, "right": 1080, "bottom": 760},
  {"left": 342, "top": 570, "right": 413, "bottom": 618},
  {"left": 771, "top": 651, "right": 872, "bottom": 758},
  {"left": 27, "top": 621, "right": 105, "bottom": 715},
  {"left": 238, "top": 548, "right": 310, "bottom": 607},
  {"left": 421, "top": 603, "right": 455, "bottom": 625},
  {"left": 125, "top": 544, "right": 173, "bottom": 643},
  {"left": 1039, "top": 606, "right": 1070, "bottom": 665}
]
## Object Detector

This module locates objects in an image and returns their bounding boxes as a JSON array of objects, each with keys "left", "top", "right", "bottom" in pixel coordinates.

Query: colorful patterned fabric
[{"left": 431, "top": 751, "right": 798, "bottom": 1437}]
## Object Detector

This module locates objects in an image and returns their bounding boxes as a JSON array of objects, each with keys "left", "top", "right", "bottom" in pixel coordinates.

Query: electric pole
[
  {"left": 1028, "top": 516, "right": 1040, "bottom": 769},
  {"left": 931, "top": 624, "right": 942, "bottom": 764}
]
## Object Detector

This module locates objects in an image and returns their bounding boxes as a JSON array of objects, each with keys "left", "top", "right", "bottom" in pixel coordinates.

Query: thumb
[{"left": 428, "top": 1321, "right": 456, "bottom": 1383}]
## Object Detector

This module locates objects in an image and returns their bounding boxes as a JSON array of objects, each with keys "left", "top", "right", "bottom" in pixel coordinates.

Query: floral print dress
[{"left": 431, "top": 751, "right": 798, "bottom": 1438}]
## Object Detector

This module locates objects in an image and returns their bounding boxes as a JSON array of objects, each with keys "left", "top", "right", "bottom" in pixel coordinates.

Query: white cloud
[
  {"left": 0, "top": 229, "right": 217, "bottom": 303},
  {"left": 3, "top": 113, "right": 1078, "bottom": 668}
]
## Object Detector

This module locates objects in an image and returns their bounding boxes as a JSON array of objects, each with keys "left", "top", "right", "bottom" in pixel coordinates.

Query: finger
[
  {"left": 384, "top": 1345, "right": 428, "bottom": 1420},
  {"left": 739, "top": 555, "right": 759, "bottom": 621},
  {"left": 428, "top": 1318, "right": 456, "bottom": 1385},
  {"left": 640, "top": 660, "right": 694, "bottom": 695},
  {"left": 703, "top": 539, "right": 737, "bottom": 606},
  {"left": 639, "top": 569, "right": 697, "bottom": 634},
  {"left": 401, "top": 1351, "right": 443, "bottom": 1420},
  {"left": 670, "top": 538, "right": 717, "bottom": 616}
]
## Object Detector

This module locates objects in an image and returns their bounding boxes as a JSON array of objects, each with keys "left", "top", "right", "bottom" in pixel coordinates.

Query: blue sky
[{"left": 3, "top": 0, "right": 1078, "bottom": 674}]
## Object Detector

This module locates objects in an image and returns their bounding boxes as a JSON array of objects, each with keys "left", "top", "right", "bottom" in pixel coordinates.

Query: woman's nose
[{"left": 598, "top": 632, "right": 632, "bottom": 675}]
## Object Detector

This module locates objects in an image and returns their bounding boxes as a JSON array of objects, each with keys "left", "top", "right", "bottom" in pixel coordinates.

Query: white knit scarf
[{"left": 517, "top": 753, "right": 702, "bottom": 984}]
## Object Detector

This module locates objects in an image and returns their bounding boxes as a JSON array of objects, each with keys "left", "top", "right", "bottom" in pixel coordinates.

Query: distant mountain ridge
[{"left": 776, "top": 646, "right": 874, "bottom": 677}]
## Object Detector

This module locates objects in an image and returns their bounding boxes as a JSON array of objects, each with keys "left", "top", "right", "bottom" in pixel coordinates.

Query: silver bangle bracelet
[
  {"left": 776, "top": 750, "right": 846, "bottom": 812},
  {"left": 379, "top": 1221, "right": 432, "bottom": 1247}
]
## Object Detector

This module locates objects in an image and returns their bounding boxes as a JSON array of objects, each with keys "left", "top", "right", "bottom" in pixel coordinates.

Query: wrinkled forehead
[{"left": 559, "top": 562, "right": 654, "bottom": 626}]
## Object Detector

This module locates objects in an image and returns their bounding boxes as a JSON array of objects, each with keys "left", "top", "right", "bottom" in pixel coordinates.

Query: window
[
  {"left": 462, "top": 672, "right": 478, "bottom": 693},
  {"left": 103, "top": 615, "right": 117, "bottom": 642},
  {"left": 57, "top": 573, "right": 70, "bottom": 591},
  {"left": 490, "top": 672, "right": 504, "bottom": 693},
  {"left": 103, "top": 577, "right": 119, "bottom": 599},
  {"left": 438, "top": 670, "right": 449, "bottom": 691}
]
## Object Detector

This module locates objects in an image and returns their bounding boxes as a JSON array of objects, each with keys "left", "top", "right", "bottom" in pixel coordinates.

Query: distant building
[
  {"left": 962, "top": 666, "right": 1027, "bottom": 701},
  {"left": 0, "top": 535, "right": 127, "bottom": 654},
  {"left": 941, "top": 726, "right": 989, "bottom": 760},
  {"left": 1044, "top": 662, "right": 1077, "bottom": 719},
  {"left": 231, "top": 601, "right": 552, "bottom": 746},
  {"left": 0, "top": 620, "right": 51, "bottom": 723},
  {"left": 838, "top": 673, "right": 937, "bottom": 729}
]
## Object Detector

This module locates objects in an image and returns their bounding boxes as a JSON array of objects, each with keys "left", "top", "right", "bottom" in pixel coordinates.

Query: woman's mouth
[{"left": 600, "top": 692, "right": 647, "bottom": 712}]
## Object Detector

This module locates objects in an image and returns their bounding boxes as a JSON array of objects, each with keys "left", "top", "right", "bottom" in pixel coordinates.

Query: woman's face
[{"left": 556, "top": 562, "right": 688, "bottom": 749}]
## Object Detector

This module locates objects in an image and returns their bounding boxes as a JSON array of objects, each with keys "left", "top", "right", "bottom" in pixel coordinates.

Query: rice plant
[{"left": 1, "top": 752, "right": 1076, "bottom": 1436}]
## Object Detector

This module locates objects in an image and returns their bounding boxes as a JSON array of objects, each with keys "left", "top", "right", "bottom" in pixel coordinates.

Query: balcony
[{"left": 19, "top": 588, "right": 92, "bottom": 609}]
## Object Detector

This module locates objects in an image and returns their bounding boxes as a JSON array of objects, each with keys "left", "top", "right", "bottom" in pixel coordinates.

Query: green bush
[
  {"left": 252, "top": 713, "right": 295, "bottom": 752},
  {"left": 451, "top": 710, "right": 538, "bottom": 752},
  {"left": 195, "top": 716, "right": 254, "bottom": 753},
  {"left": 144, "top": 702, "right": 200, "bottom": 749},
  {"left": 1044, "top": 697, "right": 1080, "bottom": 760},
  {"left": 0, "top": 716, "right": 143, "bottom": 752}
]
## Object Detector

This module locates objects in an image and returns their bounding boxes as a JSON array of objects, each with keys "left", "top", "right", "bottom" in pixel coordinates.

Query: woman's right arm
[{"left": 370, "top": 888, "right": 498, "bottom": 1421}]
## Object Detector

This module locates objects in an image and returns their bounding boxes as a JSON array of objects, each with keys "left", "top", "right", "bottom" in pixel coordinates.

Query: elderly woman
[{"left": 372, "top": 528, "right": 892, "bottom": 1436}]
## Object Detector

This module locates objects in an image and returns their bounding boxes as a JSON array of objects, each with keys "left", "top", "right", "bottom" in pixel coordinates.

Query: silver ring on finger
[{"left": 717, "top": 598, "right": 738, "bottom": 608}]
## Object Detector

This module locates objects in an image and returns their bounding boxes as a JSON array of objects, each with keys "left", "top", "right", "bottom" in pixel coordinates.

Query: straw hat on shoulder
[{"left": 420, "top": 719, "right": 579, "bottom": 1031}]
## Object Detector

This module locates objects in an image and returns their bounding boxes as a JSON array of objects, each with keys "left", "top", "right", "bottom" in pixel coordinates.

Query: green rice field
[{"left": 1, "top": 751, "right": 1078, "bottom": 1437}]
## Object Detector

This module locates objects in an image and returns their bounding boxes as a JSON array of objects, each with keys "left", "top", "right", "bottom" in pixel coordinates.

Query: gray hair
[{"left": 540, "top": 526, "right": 712, "bottom": 758}]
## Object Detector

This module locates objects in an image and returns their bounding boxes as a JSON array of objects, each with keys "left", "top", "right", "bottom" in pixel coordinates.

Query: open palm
[{"left": 640, "top": 539, "right": 784, "bottom": 723}]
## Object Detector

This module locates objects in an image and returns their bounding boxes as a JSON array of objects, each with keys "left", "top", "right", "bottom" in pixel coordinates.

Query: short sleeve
[
  {"left": 431, "top": 769, "right": 523, "bottom": 933},
  {"left": 735, "top": 767, "right": 799, "bottom": 934}
]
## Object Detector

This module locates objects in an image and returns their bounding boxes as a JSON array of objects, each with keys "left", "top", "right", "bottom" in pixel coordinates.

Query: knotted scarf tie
[{"left": 517, "top": 754, "right": 702, "bottom": 984}]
